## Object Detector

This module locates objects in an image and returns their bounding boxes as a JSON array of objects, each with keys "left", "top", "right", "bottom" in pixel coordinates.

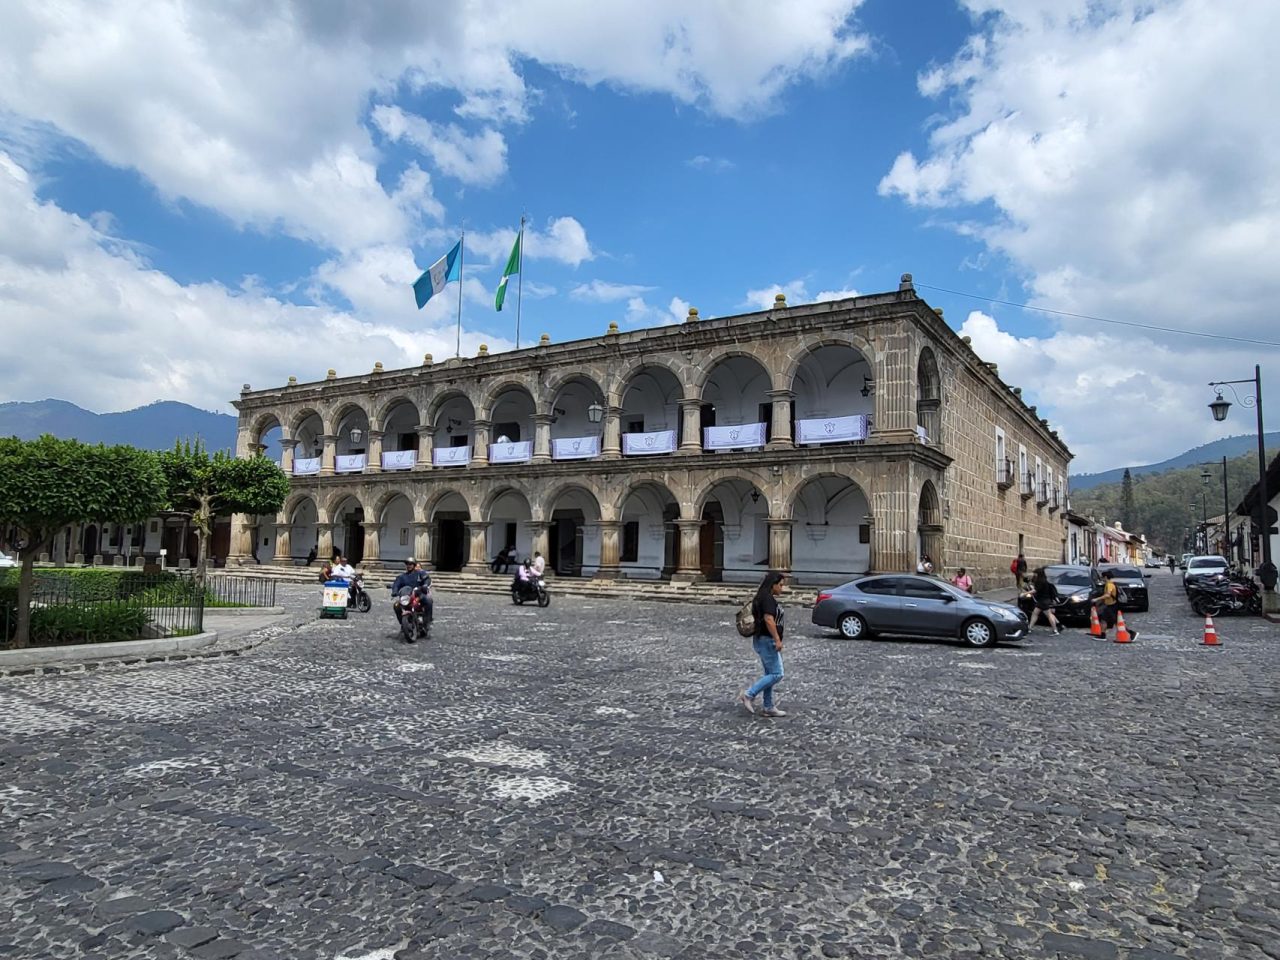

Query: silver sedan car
[{"left": 811, "top": 574, "right": 1029, "bottom": 647}]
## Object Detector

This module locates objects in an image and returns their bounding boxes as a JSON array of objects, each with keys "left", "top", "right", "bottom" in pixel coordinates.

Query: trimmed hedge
[
  {"left": 0, "top": 568, "right": 181, "bottom": 601},
  {"left": 29, "top": 601, "right": 150, "bottom": 646}
]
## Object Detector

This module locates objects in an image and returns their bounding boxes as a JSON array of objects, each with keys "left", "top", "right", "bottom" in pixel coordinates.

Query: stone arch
[
  {"left": 330, "top": 402, "right": 372, "bottom": 459},
  {"left": 289, "top": 406, "right": 323, "bottom": 436},
  {"left": 484, "top": 383, "right": 537, "bottom": 444},
  {"left": 426, "top": 388, "right": 475, "bottom": 424},
  {"left": 548, "top": 374, "right": 607, "bottom": 443},
  {"left": 248, "top": 411, "right": 283, "bottom": 444},
  {"left": 916, "top": 346, "right": 942, "bottom": 444},
  {"left": 374, "top": 395, "right": 419, "bottom": 429},
  {"left": 787, "top": 473, "right": 872, "bottom": 583},
  {"left": 608, "top": 359, "right": 690, "bottom": 406},
  {"left": 542, "top": 483, "right": 604, "bottom": 522},
  {"left": 787, "top": 339, "right": 875, "bottom": 426},
  {"left": 697, "top": 352, "right": 773, "bottom": 438},
  {"left": 484, "top": 486, "right": 534, "bottom": 560},
  {"left": 378, "top": 399, "right": 421, "bottom": 454},
  {"left": 427, "top": 489, "right": 472, "bottom": 572},
  {"left": 692, "top": 349, "right": 769, "bottom": 394},
  {"left": 377, "top": 492, "right": 415, "bottom": 563},
  {"left": 780, "top": 334, "right": 877, "bottom": 390},
  {"left": 691, "top": 475, "right": 770, "bottom": 582},
  {"left": 428, "top": 391, "right": 477, "bottom": 456},
  {"left": 479, "top": 378, "right": 537, "bottom": 418},
  {"left": 326, "top": 399, "right": 371, "bottom": 437},
  {"left": 918, "top": 479, "right": 944, "bottom": 570},
  {"left": 547, "top": 370, "right": 606, "bottom": 405},
  {"left": 616, "top": 479, "right": 682, "bottom": 580},
  {"left": 283, "top": 494, "right": 320, "bottom": 561},
  {"left": 325, "top": 492, "right": 367, "bottom": 564},
  {"left": 615, "top": 364, "right": 685, "bottom": 442},
  {"left": 541, "top": 483, "right": 604, "bottom": 577}
]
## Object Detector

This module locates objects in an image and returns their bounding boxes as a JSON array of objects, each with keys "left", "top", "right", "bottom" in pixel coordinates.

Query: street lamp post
[{"left": 1208, "top": 363, "right": 1274, "bottom": 605}]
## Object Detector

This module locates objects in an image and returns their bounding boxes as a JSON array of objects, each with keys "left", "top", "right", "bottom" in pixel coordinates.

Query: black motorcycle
[
  {"left": 1187, "top": 574, "right": 1261, "bottom": 617},
  {"left": 511, "top": 571, "right": 550, "bottom": 607},
  {"left": 347, "top": 572, "right": 372, "bottom": 613},
  {"left": 394, "top": 584, "right": 432, "bottom": 642}
]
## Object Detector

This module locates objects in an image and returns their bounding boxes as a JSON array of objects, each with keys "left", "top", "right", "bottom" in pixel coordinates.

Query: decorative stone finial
[
  {"left": 423, "top": 353, "right": 433, "bottom": 366},
  {"left": 241, "top": 383, "right": 251, "bottom": 393},
  {"left": 935, "top": 307, "right": 944, "bottom": 319},
  {"left": 478, "top": 343, "right": 489, "bottom": 356},
  {"left": 1012, "top": 386, "right": 1022, "bottom": 396},
  {"left": 607, "top": 322, "right": 620, "bottom": 335},
  {"left": 539, "top": 333, "right": 550, "bottom": 345},
  {"left": 899, "top": 273, "right": 914, "bottom": 291},
  {"left": 287, "top": 376, "right": 297, "bottom": 385},
  {"left": 986, "top": 362, "right": 998, "bottom": 375},
  {"left": 373, "top": 361, "right": 384, "bottom": 373},
  {"left": 685, "top": 307, "right": 699, "bottom": 323},
  {"left": 774, "top": 293, "right": 787, "bottom": 308},
  {"left": 1029, "top": 405, "right": 1038, "bottom": 415},
  {"left": 326, "top": 369, "right": 337, "bottom": 380},
  {"left": 961, "top": 335, "right": 972, "bottom": 345}
]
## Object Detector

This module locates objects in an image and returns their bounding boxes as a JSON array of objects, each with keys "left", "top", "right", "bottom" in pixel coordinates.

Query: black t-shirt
[
  {"left": 753, "top": 594, "right": 784, "bottom": 640},
  {"left": 1033, "top": 579, "right": 1058, "bottom": 604}
]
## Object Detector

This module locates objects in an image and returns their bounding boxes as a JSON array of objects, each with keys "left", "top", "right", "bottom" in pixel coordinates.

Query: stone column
[
  {"left": 471, "top": 419, "right": 491, "bottom": 466},
  {"left": 871, "top": 329, "right": 917, "bottom": 444},
  {"left": 320, "top": 434, "right": 338, "bottom": 476},
  {"left": 273, "top": 522, "right": 292, "bottom": 562},
  {"left": 317, "top": 523, "right": 335, "bottom": 562},
  {"left": 594, "top": 520, "right": 622, "bottom": 580},
  {"left": 527, "top": 520, "right": 551, "bottom": 566},
  {"left": 414, "top": 424, "right": 434, "bottom": 470},
  {"left": 532, "top": 414, "right": 553, "bottom": 463},
  {"left": 366, "top": 430, "right": 384, "bottom": 474},
  {"left": 871, "top": 478, "right": 911, "bottom": 574},
  {"left": 678, "top": 400, "right": 702, "bottom": 455},
  {"left": 767, "top": 390, "right": 794, "bottom": 448},
  {"left": 767, "top": 518, "right": 794, "bottom": 574},
  {"left": 412, "top": 521, "right": 432, "bottom": 567},
  {"left": 227, "top": 514, "right": 254, "bottom": 565},
  {"left": 361, "top": 522, "right": 382, "bottom": 563},
  {"left": 280, "top": 438, "right": 298, "bottom": 474},
  {"left": 463, "top": 521, "right": 491, "bottom": 574},
  {"left": 672, "top": 519, "right": 704, "bottom": 582},
  {"left": 602, "top": 406, "right": 623, "bottom": 460}
]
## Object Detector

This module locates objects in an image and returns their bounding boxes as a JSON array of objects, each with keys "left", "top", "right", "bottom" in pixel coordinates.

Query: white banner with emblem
[
  {"left": 702, "top": 422, "right": 766, "bottom": 450},
  {"left": 551, "top": 435, "right": 601, "bottom": 460},
  {"left": 433, "top": 446, "right": 471, "bottom": 467},
  {"left": 489, "top": 440, "right": 533, "bottom": 463},
  {"left": 381, "top": 450, "right": 417, "bottom": 470},
  {"left": 796, "top": 414, "right": 869, "bottom": 445},
  {"left": 622, "top": 429, "right": 677, "bottom": 456},
  {"left": 335, "top": 454, "right": 367, "bottom": 473},
  {"left": 293, "top": 457, "right": 321, "bottom": 476}
]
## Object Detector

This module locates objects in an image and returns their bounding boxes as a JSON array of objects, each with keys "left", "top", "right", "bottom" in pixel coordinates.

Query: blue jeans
[{"left": 747, "top": 635, "right": 784, "bottom": 710}]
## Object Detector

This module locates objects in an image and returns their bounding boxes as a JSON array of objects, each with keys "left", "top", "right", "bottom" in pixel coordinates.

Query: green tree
[
  {"left": 1120, "top": 468, "right": 1135, "bottom": 531},
  {"left": 158, "top": 440, "right": 289, "bottom": 582},
  {"left": 0, "top": 435, "right": 167, "bottom": 648}
]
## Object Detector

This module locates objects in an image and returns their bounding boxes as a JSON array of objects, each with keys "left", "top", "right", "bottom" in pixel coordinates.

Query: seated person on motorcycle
[
  {"left": 331, "top": 556, "right": 355, "bottom": 582},
  {"left": 390, "top": 558, "right": 432, "bottom": 625}
]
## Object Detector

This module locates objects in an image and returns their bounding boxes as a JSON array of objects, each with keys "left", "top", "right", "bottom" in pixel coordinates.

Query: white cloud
[
  {"left": 372, "top": 105, "right": 508, "bottom": 186},
  {"left": 621, "top": 296, "right": 689, "bottom": 329},
  {"left": 570, "top": 280, "right": 656, "bottom": 302},
  {"left": 685, "top": 155, "right": 734, "bottom": 172},
  {"left": 468, "top": 217, "right": 594, "bottom": 268},
  {"left": 879, "top": 0, "right": 1280, "bottom": 468},
  {"left": 744, "top": 279, "right": 859, "bottom": 309}
]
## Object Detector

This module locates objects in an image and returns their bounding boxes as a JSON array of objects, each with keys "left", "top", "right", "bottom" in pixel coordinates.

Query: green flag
[{"left": 495, "top": 230, "right": 521, "bottom": 311}]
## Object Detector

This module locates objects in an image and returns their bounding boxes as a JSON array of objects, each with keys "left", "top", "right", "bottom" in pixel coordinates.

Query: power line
[{"left": 914, "top": 282, "right": 1280, "bottom": 348}]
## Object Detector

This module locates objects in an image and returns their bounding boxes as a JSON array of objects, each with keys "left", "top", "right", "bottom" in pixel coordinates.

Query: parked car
[
  {"left": 812, "top": 574, "right": 1029, "bottom": 648},
  {"left": 1098, "top": 563, "right": 1150, "bottom": 612},
  {"left": 0, "top": 551, "right": 15, "bottom": 568},
  {"left": 1183, "top": 555, "right": 1230, "bottom": 592},
  {"left": 1016, "top": 565, "right": 1103, "bottom": 625},
  {"left": 1180, "top": 553, "right": 1193, "bottom": 570}
]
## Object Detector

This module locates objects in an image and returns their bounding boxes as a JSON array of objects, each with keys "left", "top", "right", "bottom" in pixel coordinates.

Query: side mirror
[
  {"left": 1143, "top": 573, "right": 1152, "bottom": 579},
  {"left": 942, "top": 594, "right": 957, "bottom": 603}
]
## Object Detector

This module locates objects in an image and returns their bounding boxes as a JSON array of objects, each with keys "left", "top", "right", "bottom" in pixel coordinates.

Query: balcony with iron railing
[
  {"left": 1020, "top": 471, "right": 1035, "bottom": 501},
  {"left": 1036, "top": 481, "right": 1050, "bottom": 507},
  {"left": 997, "top": 458, "right": 1015, "bottom": 490}
]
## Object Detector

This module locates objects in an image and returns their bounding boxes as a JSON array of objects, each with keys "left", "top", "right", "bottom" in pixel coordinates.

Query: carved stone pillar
[
  {"left": 366, "top": 430, "right": 384, "bottom": 474},
  {"left": 527, "top": 520, "right": 550, "bottom": 566},
  {"left": 414, "top": 424, "right": 434, "bottom": 470},
  {"left": 871, "top": 330, "right": 916, "bottom": 444},
  {"left": 228, "top": 515, "right": 254, "bottom": 565},
  {"left": 273, "top": 522, "right": 292, "bottom": 562},
  {"left": 871, "top": 476, "right": 911, "bottom": 573},
  {"left": 594, "top": 520, "right": 621, "bottom": 580},
  {"left": 532, "top": 414, "right": 553, "bottom": 463},
  {"left": 767, "top": 518, "right": 794, "bottom": 574},
  {"left": 603, "top": 406, "right": 623, "bottom": 460},
  {"left": 672, "top": 519, "right": 704, "bottom": 582},
  {"left": 471, "top": 419, "right": 491, "bottom": 466},
  {"left": 462, "top": 521, "right": 491, "bottom": 573},
  {"left": 361, "top": 522, "right": 381, "bottom": 562},
  {"left": 412, "top": 522, "right": 432, "bottom": 567},
  {"left": 317, "top": 523, "right": 335, "bottom": 561},
  {"left": 320, "top": 434, "right": 338, "bottom": 476},
  {"left": 280, "top": 438, "right": 297, "bottom": 474},
  {"left": 678, "top": 400, "right": 702, "bottom": 455},
  {"left": 767, "top": 390, "right": 794, "bottom": 448}
]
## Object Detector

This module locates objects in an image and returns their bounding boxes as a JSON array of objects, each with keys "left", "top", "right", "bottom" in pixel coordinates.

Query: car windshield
[
  {"left": 1048, "top": 570, "right": 1093, "bottom": 587},
  {"left": 1189, "top": 559, "right": 1227, "bottom": 570},
  {"left": 1104, "top": 567, "right": 1142, "bottom": 578}
]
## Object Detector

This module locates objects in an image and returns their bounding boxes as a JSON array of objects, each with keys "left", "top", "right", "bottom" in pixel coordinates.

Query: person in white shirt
[
  {"left": 531, "top": 552, "right": 546, "bottom": 576},
  {"left": 331, "top": 556, "right": 356, "bottom": 581}
]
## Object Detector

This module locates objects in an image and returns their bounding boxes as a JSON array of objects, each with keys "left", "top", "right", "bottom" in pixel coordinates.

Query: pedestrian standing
[
  {"left": 738, "top": 571, "right": 789, "bottom": 718},
  {"left": 1011, "top": 553, "right": 1028, "bottom": 589},
  {"left": 1168, "top": 556, "right": 1176, "bottom": 575},
  {"left": 1095, "top": 569, "right": 1138, "bottom": 642},
  {"left": 1028, "top": 567, "right": 1062, "bottom": 635}
]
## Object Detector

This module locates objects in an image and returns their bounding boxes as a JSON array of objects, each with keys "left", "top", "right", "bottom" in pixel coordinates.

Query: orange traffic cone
[
  {"left": 1114, "top": 610, "right": 1132, "bottom": 643},
  {"left": 1089, "top": 605, "right": 1102, "bottom": 637},
  {"left": 1202, "top": 615, "right": 1221, "bottom": 647}
]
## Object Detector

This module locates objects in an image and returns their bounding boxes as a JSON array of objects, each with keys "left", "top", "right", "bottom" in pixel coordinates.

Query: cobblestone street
[{"left": 1, "top": 570, "right": 1277, "bottom": 959}]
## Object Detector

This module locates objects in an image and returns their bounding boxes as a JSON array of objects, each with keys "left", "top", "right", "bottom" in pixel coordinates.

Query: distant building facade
[{"left": 230, "top": 276, "right": 1071, "bottom": 588}]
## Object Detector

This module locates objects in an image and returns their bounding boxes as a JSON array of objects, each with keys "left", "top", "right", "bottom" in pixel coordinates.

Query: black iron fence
[{"left": 205, "top": 574, "right": 277, "bottom": 608}]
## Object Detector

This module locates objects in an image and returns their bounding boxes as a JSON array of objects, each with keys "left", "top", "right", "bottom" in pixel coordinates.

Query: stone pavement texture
[{"left": 0, "top": 570, "right": 1276, "bottom": 959}]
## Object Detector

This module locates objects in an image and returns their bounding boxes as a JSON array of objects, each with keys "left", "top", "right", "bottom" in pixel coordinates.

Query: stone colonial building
[{"left": 230, "top": 276, "right": 1071, "bottom": 588}]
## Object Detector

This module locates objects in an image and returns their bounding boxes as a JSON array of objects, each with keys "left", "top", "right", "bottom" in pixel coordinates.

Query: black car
[
  {"left": 1017, "top": 565, "right": 1102, "bottom": 625},
  {"left": 1097, "top": 563, "right": 1150, "bottom": 612}
]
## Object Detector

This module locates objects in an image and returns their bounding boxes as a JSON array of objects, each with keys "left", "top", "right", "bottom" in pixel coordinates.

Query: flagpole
[
  {"left": 456, "top": 230, "right": 464, "bottom": 359},
  {"left": 515, "top": 215, "right": 525, "bottom": 349}
]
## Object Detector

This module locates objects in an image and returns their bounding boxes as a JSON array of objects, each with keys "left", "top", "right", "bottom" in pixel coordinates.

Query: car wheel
[
  {"left": 836, "top": 612, "right": 868, "bottom": 639},
  {"left": 960, "top": 618, "right": 997, "bottom": 648}
]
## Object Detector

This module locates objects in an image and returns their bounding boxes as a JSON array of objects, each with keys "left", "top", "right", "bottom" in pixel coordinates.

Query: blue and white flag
[{"left": 413, "top": 239, "right": 462, "bottom": 309}]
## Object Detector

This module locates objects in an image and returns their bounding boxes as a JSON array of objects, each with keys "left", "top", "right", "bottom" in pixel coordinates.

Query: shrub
[
  {"left": 117, "top": 570, "right": 179, "bottom": 599},
  {"left": 28, "top": 601, "right": 149, "bottom": 646}
]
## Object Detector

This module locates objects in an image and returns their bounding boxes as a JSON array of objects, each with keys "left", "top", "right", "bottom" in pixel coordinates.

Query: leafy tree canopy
[{"left": 159, "top": 440, "right": 289, "bottom": 519}]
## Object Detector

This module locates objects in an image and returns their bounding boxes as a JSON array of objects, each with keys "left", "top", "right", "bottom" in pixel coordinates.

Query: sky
[{"left": 0, "top": 0, "right": 1276, "bottom": 474}]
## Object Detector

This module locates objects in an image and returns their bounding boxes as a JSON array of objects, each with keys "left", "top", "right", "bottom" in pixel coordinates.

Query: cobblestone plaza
[{"left": 1, "top": 572, "right": 1276, "bottom": 959}]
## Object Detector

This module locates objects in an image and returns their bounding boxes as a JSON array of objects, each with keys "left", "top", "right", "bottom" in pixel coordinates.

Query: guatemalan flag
[{"left": 412, "top": 240, "right": 462, "bottom": 309}]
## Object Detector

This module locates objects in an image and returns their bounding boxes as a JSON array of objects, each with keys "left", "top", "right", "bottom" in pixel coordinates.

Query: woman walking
[
  {"left": 738, "top": 571, "right": 789, "bottom": 718},
  {"left": 1029, "top": 567, "right": 1062, "bottom": 635}
]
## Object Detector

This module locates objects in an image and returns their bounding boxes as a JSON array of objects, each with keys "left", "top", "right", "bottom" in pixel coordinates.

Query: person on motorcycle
[
  {"left": 389, "top": 557, "right": 432, "bottom": 631},
  {"left": 331, "top": 555, "right": 355, "bottom": 581}
]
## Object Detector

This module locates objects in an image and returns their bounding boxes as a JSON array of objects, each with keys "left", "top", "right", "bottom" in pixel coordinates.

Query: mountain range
[
  {"left": 1068, "top": 433, "right": 1280, "bottom": 490},
  {"left": 0, "top": 399, "right": 237, "bottom": 452}
]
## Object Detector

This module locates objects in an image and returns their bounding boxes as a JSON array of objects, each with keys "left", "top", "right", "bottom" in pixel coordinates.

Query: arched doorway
[
  {"left": 487, "top": 386, "right": 536, "bottom": 444},
  {"left": 619, "top": 482, "right": 679, "bottom": 580},
  {"left": 380, "top": 400, "right": 421, "bottom": 467},
  {"left": 292, "top": 411, "right": 325, "bottom": 473},
  {"left": 791, "top": 476, "right": 871, "bottom": 583},
  {"left": 696, "top": 478, "right": 768, "bottom": 582},
  {"left": 330, "top": 494, "right": 364, "bottom": 564},
  {"left": 378, "top": 494, "right": 415, "bottom": 563},
  {"left": 791, "top": 343, "right": 874, "bottom": 444},
  {"left": 485, "top": 488, "right": 533, "bottom": 561},
  {"left": 917, "top": 348, "right": 941, "bottom": 444},
  {"left": 289, "top": 496, "right": 319, "bottom": 561},
  {"left": 545, "top": 485, "right": 602, "bottom": 576},
  {"left": 431, "top": 393, "right": 477, "bottom": 460},
  {"left": 918, "top": 481, "right": 943, "bottom": 570},
  {"left": 431, "top": 491, "right": 470, "bottom": 571},
  {"left": 700, "top": 355, "right": 771, "bottom": 448},
  {"left": 619, "top": 365, "right": 682, "bottom": 449}
]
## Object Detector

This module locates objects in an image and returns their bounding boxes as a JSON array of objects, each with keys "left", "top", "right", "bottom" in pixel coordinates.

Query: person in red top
[{"left": 1011, "top": 553, "right": 1027, "bottom": 589}]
